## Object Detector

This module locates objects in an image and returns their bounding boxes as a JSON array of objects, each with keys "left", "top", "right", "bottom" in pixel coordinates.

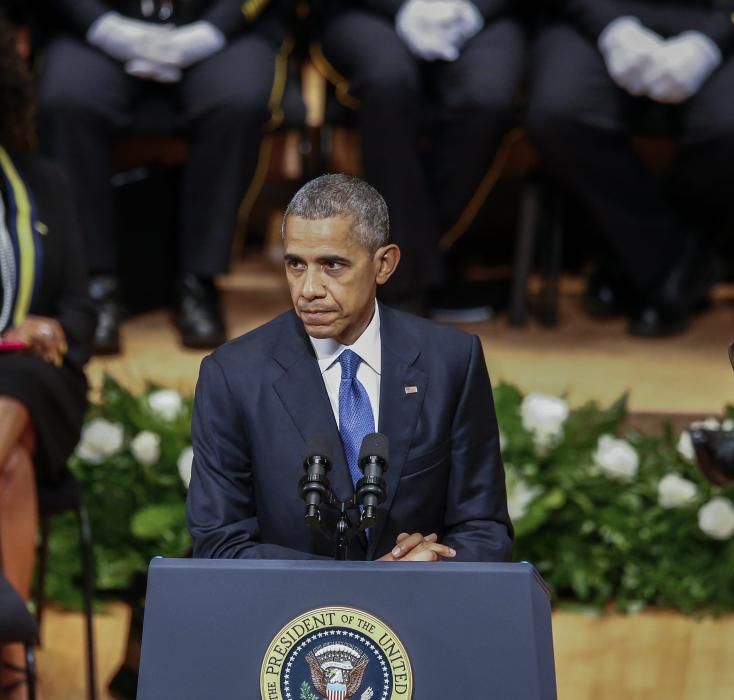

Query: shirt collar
[{"left": 309, "top": 303, "right": 381, "bottom": 375}]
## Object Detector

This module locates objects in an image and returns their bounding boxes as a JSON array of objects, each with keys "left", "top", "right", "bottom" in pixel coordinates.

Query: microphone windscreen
[
  {"left": 358, "top": 432, "right": 389, "bottom": 465},
  {"left": 304, "top": 434, "right": 333, "bottom": 464}
]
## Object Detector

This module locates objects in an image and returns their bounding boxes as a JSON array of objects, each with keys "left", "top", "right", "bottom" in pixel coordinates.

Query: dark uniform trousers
[
  {"left": 526, "top": 1, "right": 734, "bottom": 293},
  {"left": 38, "top": 14, "right": 285, "bottom": 278},
  {"left": 321, "top": 8, "right": 526, "bottom": 299}
]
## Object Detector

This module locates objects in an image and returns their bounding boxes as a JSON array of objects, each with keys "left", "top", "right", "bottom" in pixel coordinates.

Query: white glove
[
  {"left": 137, "top": 21, "right": 226, "bottom": 69},
  {"left": 397, "top": 0, "right": 481, "bottom": 62},
  {"left": 452, "top": 0, "right": 484, "bottom": 50},
  {"left": 645, "top": 31, "right": 722, "bottom": 103},
  {"left": 125, "top": 58, "right": 182, "bottom": 83},
  {"left": 87, "top": 12, "right": 170, "bottom": 63},
  {"left": 598, "top": 16, "right": 664, "bottom": 96}
]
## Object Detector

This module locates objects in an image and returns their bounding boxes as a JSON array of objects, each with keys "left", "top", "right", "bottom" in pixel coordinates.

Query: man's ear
[{"left": 374, "top": 244, "right": 401, "bottom": 285}]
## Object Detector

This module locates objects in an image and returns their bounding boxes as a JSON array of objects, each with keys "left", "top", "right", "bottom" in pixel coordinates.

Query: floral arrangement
[
  {"left": 46, "top": 375, "right": 194, "bottom": 606},
  {"left": 501, "top": 386, "right": 734, "bottom": 615},
  {"left": 46, "top": 376, "right": 734, "bottom": 615}
]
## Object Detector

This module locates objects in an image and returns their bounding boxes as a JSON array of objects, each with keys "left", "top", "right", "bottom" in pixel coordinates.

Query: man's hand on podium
[{"left": 378, "top": 532, "right": 456, "bottom": 562}]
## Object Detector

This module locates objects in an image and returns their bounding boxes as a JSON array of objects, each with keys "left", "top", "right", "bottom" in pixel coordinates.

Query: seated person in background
[
  {"left": 0, "top": 12, "right": 95, "bottom": 699},
  {"left": 527, "top": 0, "right": 734, "bottom": 337},
  {"left": 314, "top": 0, "right": 527, "bottom": 313},
  {"left": 38, "top": 0, "right": 295, "bottom": 354},
  {"left": 186, "top": 174, "right": 513, "bottom": 563}
]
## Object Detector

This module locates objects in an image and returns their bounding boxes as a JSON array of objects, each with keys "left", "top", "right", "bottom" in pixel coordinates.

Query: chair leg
[
  {"left": 77, "top": 506, "right": 98, "bottom": 700},
  {"left": 33, "top": 515, "right": 51, "bottom": 643},
  {"left": 299, "top": 126, "right": 321, "bottom": 182},
  {"left": 25, "top": 644, "right": 37, "bottom": 700},
  {"left": 509, "top": 181, "right": 541, "bottom": 326},
  {"left": 319, "top": 124, "right": 333, "bottom": 172},
  {"left": 537, "top": 193, "right": 564, "bottom": 327}
]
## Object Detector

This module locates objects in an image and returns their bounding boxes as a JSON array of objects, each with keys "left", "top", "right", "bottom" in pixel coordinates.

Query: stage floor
[{"left": 89, "top": 256, "right": 734, "bottom": 416}]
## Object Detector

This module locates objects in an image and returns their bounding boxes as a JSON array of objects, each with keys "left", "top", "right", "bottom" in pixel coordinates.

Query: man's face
[{"left": 283, "top": 215, "right": 399, "bottom": 345}]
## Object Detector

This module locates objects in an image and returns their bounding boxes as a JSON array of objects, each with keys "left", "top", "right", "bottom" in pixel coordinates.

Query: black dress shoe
[
  {"left": 175, "top": 274, "right": 227, "bottom": 349},
  {"left": 89, "top": 274, "right": 123, "bottom": 355},
  {"left": 628, "top": 305, "right": 691, "bottom": 337},
  {"left": 628, "top": 238, "right": 720, "bottom": 338}
]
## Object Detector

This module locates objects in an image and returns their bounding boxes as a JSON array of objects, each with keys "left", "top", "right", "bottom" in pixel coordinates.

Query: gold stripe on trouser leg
[
  {"left": 439, "top": 127, "right": 525, "bottom": 251},
  {"left": 233, "top": 39, "right": 294, "bottom": 259},
  {"left": 309, "top": 43, "right": 361, "bottom": 111},
  {"left": 241, "top": 0, "right": 271, "bottom": 22}
]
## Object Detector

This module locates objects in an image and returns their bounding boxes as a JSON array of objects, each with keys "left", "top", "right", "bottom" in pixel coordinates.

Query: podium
[{"left": 137, "top": 558, "right": 557, "bottom": 699}]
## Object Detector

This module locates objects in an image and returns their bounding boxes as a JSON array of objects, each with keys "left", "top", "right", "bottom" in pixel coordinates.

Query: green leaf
[
  {"left": 131, "top": 503, "right": 186, "bottom": 541},
  {"left": 515, "top": 488, "right": 566, "bottom": 538}
]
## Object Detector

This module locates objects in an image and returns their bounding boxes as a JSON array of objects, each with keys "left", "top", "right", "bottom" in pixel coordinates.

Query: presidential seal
[{"left": 260, "top": 606, "right": 413, "bottom": 700}]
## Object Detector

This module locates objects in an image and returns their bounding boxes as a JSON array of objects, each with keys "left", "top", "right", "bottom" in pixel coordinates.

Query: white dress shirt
[{"left": 309, "top": 304, "right": 381, "bottom": 430}]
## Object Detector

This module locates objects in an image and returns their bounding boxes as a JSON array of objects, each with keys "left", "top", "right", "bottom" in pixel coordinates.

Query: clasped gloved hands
[
  {"left": 87, "top": 12, "right": 225, "bottom": 83},
  {"left": 599, "top": 16, "right": 722, "bottom": 103},
  {"left": 396, "top": 0, "right": 484, "bottom": 62}
]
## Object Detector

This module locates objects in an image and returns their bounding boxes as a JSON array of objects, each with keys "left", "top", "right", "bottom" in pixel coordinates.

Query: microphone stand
[
  {"left": 299, "top": 434, "right": 389, "bottom": 560},
  {"left": 304, "top": 489, "right": 375, "bottom": 561}
]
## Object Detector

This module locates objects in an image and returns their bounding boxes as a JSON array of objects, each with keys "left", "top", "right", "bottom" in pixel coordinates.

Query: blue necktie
[{"left": 338, "top": 349, "right": 375, "bottom": 488}]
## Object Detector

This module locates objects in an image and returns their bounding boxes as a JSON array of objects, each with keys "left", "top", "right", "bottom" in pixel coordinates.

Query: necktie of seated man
[{"left": 337, "top": 349, "right": 375, "bottom": 490}]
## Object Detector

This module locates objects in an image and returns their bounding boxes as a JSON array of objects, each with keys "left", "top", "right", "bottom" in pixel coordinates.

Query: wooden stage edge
[{"left": 39, "top": 604, "right": 734, "bottom": 700}]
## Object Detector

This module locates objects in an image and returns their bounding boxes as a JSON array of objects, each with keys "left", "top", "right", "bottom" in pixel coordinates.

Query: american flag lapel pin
[{"left": 404, "top": 385, "right": 418, "bottom": 394}]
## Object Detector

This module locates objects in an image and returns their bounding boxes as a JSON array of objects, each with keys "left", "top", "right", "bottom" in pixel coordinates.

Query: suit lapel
[
  {"left": 271, "top": 312, "right": 356, "bottom": 504},
  {"left": 369, "top": 304, "right": 427, "bottom": 558}
]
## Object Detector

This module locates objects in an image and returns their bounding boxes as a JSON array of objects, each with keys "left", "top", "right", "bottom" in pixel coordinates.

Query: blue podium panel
[{"left": 137, "top": 559, "right": 556, "bottom": 700}]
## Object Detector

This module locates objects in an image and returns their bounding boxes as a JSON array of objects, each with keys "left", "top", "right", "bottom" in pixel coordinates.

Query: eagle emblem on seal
[{"left": 305, "top": 642, "right": 370, "bottom": 700}]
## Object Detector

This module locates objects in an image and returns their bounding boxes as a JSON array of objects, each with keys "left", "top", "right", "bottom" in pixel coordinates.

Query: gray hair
[{"left": 282, "top": 174, "right": 390, "bottom": 252}]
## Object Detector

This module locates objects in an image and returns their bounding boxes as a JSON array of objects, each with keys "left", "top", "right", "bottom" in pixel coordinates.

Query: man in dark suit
[
  {"left": 38, "top": 0, "right": 293, "bottom": 353},
  {"left": 527, "top": 0, "right": 734, "bottom": 336},
  {"left": 186, "top": 174, "right": 512, "bottom": 562}
]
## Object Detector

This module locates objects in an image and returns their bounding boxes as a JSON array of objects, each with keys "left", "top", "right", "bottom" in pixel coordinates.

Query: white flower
[
  {"left": 177, "top": 446, "right": 194, "bottom": 489},
  {"left": 698, "top": 497, "right": 734, "bottom": 540},
  {"left": 498, "top": 429, "right": 508, "bottom": 453},
  {"left": 657, "top": 473, "right": 698, "bottom": 509},
  {"left": 723, "top": 419, "right": 734, "bottom": 432},
  {"left": 677, "top": 431, "right": 695, "bottom": 462},
  {"left": 130, "top": 431, "right": 161, "bottom": 466},
  {"left": 593, "top": 435, "right": 639, "bottom": 482},
  {"left": 147, "top": 389, "right": 183, "bottom": 422},
  {"left": 75, "top": 418, "right": 124, "bottom": 464},
  {"left": 520, "top": 393, "right": 569, "bottom": 451},
  {"left": 505, "top": 466, "right": 542, "bottom": 521}
]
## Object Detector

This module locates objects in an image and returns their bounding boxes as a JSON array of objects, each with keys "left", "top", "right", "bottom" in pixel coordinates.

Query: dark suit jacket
[{"left": 187, "top": 303, "right": 512, "bottom": 562}]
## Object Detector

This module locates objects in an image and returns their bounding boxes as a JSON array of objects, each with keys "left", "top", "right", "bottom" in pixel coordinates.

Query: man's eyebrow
[
  {"left": 283, "top": 253, "right": 351, "bottom": 265},
  {"left": 318, "top": 255, "right": 351, "bottom": 265}
]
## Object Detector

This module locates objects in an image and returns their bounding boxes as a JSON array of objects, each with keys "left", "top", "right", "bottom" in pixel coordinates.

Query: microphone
[
  {"left": 355, "top": 433, "right": 389, "bottom": 525},
  {"left": 299, "top": 434, "right": 333, "bottom": 521}
]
